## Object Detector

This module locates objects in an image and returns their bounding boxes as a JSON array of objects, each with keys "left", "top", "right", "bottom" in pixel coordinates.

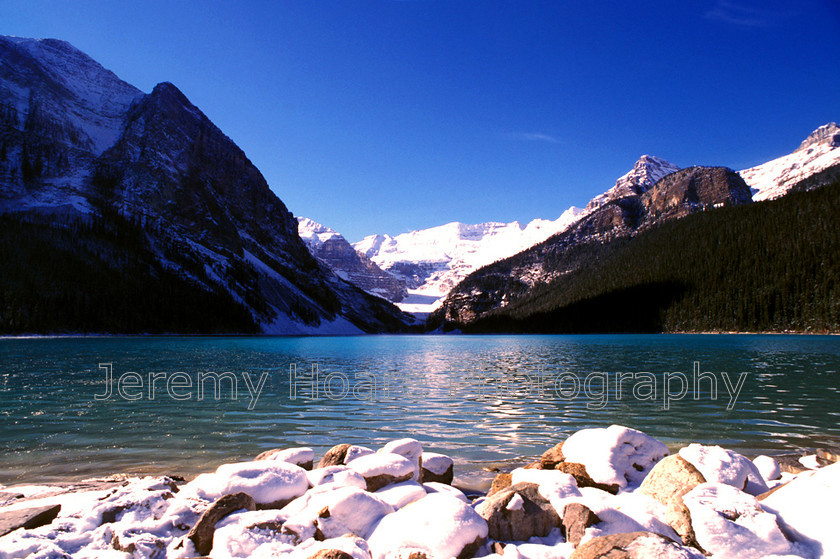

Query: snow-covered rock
[
  {"left": 282, "top": 485, "right": 393, "bottom": 541},
  {"left": 754, "top": 455, "right": 782, "bottom": 482},
  {"left": 571, "top": 530, "right": 705, "bottom": 559},
  {"left": 293, "top": 536, "right": 372, "bottom": 559},
  {"left": 306, "top": 466, "right": 368, "bottom": 491},
  {"left": 254, "top": 447, "right": 314, "bottom": 470},
  {"left": 346, "top": 453, "right": 417, "bottom": 491},
  {"left": 682, "top": 482, "right": 801, "bottom": 559},
  {"left": 678, "top": 444, "right": 768, "bottom": 495},
  {"left": 740, "top": 122, "right": 840, "bottom": 201},
  {"left": 367, "top": 493, "right": 488, "bottom": 559},
  {"left": 477, "top": 482, "right": 560, "bottom": 542},
  {"left": 380, "top": 438, "right": 424, "bottom": 481},
  {"left": 374, "top": 481, "right": 428, "bottom": 510},
  {"left": 420, "top": 452, "right": 455, "bottom": 484},
  {"left": 422, "top": 482, "right": 469, "bottom": 503},
  {"left": 210, "top": 508, "right": 296, "bottom": 558},
  {"left": 761, "top": 461, "right": 840, "bottom": 558},
  {"left": 560, "top": 425, "right": 669, "bottom": 489},
  {"left": 180, "top": 460, "right": 309, "bottom": 507}
]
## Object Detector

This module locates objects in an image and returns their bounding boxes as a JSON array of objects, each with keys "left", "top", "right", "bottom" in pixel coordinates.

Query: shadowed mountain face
[
  {"left": 0, "top": 36, "right": 411, "bottom": 334},
  {"left": 431, "top": 166, "right": 754, "bottom": 327},
  {"left": 297, "top": 217, "right": 408, "bottom": 303}
]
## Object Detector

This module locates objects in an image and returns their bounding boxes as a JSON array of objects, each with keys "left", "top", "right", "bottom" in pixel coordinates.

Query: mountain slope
[
  {"left": 457, "top": 169, "right": 840, "bottom": 334},
  {"left": 0, "top": 36, "right": 411, "bottom": 334},
  {"left": 739, "top": 122, "right": 840, "bottom": 201},
  {"left": 297, "top": 217, "right": 407, "bottom": 302},
  {"left": 431, "top": 166, "right": 753, "bottom": 327}
]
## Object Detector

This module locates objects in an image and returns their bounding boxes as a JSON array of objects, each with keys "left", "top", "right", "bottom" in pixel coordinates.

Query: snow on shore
[{"left": 0, "top": 429, "right": 836, "bottom": 559}]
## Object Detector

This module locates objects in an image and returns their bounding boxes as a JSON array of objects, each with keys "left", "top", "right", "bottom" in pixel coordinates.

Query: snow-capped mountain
[
  {"left": 0, "top": 36, "right": 410, "bottom": 334},
  {"left": 353, "top": 154, "right": 681, "bottom": 316},
  {"left": 740, "top": 122, "right": 840, "bottom": 201},
  {"left": 585, "top": 154, "right": 681, "bottom": 211},
  {"left": 433, "top": 166, "right": 755, "bottom": 328},
  {"left": 297, "top": 217, "right": 407, "bottom": 302},
  {"left": 353, "top": 207, "right": 583, "bottom": 315}
]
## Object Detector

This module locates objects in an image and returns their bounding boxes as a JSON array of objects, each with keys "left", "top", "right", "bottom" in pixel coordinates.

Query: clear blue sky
[{"left": 2, "top": 1, "right": 838, "bottom": 241}]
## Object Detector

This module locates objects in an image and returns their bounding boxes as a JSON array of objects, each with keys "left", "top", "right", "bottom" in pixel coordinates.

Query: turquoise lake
[{"left": 1, "top": 334, "right": 839, "bottom": 485}]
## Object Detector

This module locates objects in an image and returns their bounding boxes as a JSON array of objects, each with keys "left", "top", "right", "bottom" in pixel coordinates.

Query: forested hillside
[{"left": 448, "top": 170, "right": 840, "bottom": 334}]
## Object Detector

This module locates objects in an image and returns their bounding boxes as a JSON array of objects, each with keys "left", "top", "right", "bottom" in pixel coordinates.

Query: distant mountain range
[
  {"left": 0, "top": 36, "right": 412, "bottom": 334},
  {"left": 298, "top": 124, "right": 839, "bottom": 320},
  {"left": 1, "top": 35, "right": 837, "bottom": 334}
]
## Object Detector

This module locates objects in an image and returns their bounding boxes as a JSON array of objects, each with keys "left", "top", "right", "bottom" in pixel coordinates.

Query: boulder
[
  {"left": 562, "top": 502, "right": 600, "bottom": 546},
  {"left": 556, "top": 462, "right": 619, "bottom": 494},
  {"left": 760, "top": 461, "right": 840, "bottom": 558},
  {"left": 255, "top": 447, "right": 314, "bottom": 470},
  {"left": 560, "top": 425, "right": 669, "bottom": 489},
  {"left": 367, "top": 494, "right": 487, "bottom": 559},
  {"left": 181, "top": 460, "right": 309, "bottom": 508},
  {"left": 381, "top": 439, "right": 424, "bottom": 480},
  {"left": 318, "top": 444, "right": 353, "bottom": 468},
  {"left": 678, "top": 444, "right": 768, "bottom": 495},
  {"left": 570, "top": 530, "right": 704, "bottom": 559},
  {"left": 638, "top": 454, "right": 706, "bottom": 549},
  {"left": 540, "top": 442, "right": 565, "bottom": 469},
  {"left": 187, "top": 492, "right": 255, "bottom": 556},
  {"left": 282, "top": 485, "right": 393, "bottom": 540},
  {"left": 476, "top": 482, "right": 560, "bottom": 542},
  {"left": 308, "top": 550, "right": 354, "bottom": 559},
  {"left": 346, "top": 453, "right": 416, "bottom": 491},
  {"left": 752, "top": 455, "right": 781, "bottom": 482},
  {"left": 0, "top": 504, "right": 61, "bottom": 537},
  {"left": 487, "top": 472, "right": 512, "bottom": 497},
  {"left": 375, "top": 481, "right": 428, "bottom": 510},
  {"left": 682, "top": 482, "right": 797, "bottom": 559},
  {"left": 420, "top": 452, "right": 454, "bottom": 485}
]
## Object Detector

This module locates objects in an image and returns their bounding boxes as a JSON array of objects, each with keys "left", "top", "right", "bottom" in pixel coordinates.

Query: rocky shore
[{"left": 0, "top": 426, "right": 838, "bottom": 559}]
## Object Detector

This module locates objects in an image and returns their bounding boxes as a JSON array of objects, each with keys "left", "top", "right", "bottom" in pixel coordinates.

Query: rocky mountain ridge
[
  {"left": 431, "top": 166, "right": 754, "bottom": 326},
  {"left": 297, "top": 217, "right": 407, "bottom": 303},
  {"left": 0, "top": 36, "right": 411, "bottom": 334}
]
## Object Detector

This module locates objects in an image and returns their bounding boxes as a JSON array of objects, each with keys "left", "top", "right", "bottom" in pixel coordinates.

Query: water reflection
[{"left": 0, "top": 334, "right": 838, "bottom": 483}]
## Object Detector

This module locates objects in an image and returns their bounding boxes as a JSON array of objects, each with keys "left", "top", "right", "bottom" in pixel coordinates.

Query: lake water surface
[{"left": 1, "top": 334, "right": 839, "bottom": 485}]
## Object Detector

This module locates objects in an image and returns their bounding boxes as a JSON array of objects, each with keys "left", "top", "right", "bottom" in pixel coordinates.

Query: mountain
[
  {"left": 430, "top": 166, "right": 754, "bottom": 328},
  {"left": 0, "top": 36, "right": 411, "bottom": 334},
  {"left": 447, "top": 170, "right": 840, "bottom": 334},
  {"left": 297, "top": 217, "right": 407, "bottom": 302},
  {"left": 352, "top": 154, "right": 681, "bottom": 316},
  {"left": 353, "top": 207, "right": 584, "bottom": 315},
  {"left": 584, "top": 154, "right": 681, "bottom": 211},
  {"left": 739, "top": 122, "right": 840, "bottom": 201}
]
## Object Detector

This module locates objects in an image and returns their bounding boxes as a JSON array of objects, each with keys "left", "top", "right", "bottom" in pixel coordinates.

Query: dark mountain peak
[
  {"left": 643, "top": 166, "right": 752, "bottom": 220},
  {"left": 0, "top": 36, "right": 411, "bottom": 334}
]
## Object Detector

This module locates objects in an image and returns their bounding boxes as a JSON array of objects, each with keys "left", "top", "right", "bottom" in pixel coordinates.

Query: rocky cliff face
[
  {"left": 432, "top": 166, "right": 753, "bottom": 327},
  {"left": 297, "top": 217, "right": 407, "bottom": 302},
  {"left": 0, "top": 36, "right": 411, "bottom": 334},
  {"left": 585, "top": 155, "right": 680, "bottom": 212}
]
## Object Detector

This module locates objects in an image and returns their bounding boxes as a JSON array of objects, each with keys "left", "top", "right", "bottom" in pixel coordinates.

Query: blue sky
[{"left": 2, "top": 1, "right": 838, "bottom": 241}]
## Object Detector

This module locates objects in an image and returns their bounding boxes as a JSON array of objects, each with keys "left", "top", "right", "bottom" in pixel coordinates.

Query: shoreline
[
  {"left": 2, "top": 330, "right": 839, "bottom": 340},
  {"left": 1, "top": 427, "right": 838, "bottom": 558},
  {"left": 2, "top": 442, "right": 833, "bottom": 495}
]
